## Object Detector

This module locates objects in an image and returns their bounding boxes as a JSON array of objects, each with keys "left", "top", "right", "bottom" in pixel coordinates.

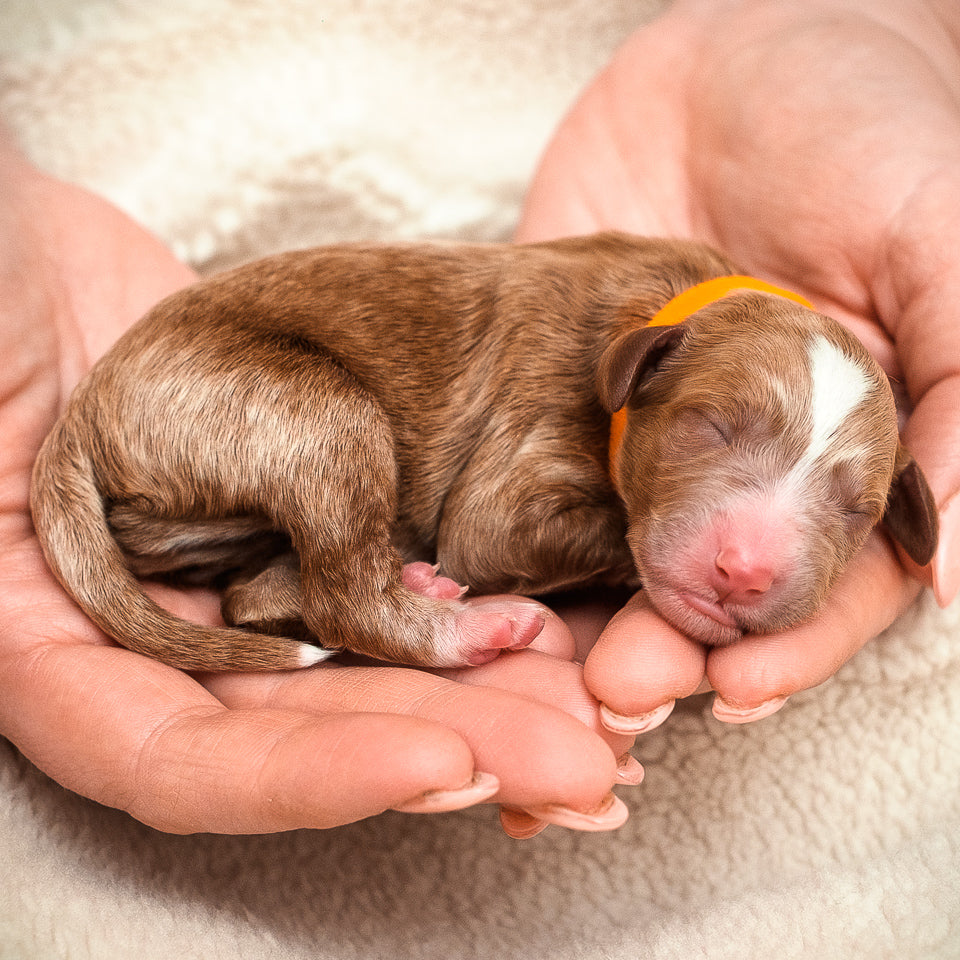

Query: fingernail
[
  {"left": 499, "top": 807, "right": 548, "bottom": 840},
  {"left": 600, "top": 700, "right": 675, "bottom": 735},
  {"left": 615, "top": 753, "right": 645, "bottom": 785},
  {"left": 712, "top": 695, "right": 788, "bottom": 724},
  {"left": 523, "top": 793, "right": 629, "bottom": 832},
  {"left": 392, "top": 772, "right": 500, "bottom": 813}
]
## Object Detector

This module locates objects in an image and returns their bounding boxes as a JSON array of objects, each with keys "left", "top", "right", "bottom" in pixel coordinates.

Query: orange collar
[{"left": 608, "top": 275, "right": 813, "bottom": 468}]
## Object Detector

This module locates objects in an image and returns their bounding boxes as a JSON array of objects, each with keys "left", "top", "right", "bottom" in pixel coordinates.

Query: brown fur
[{"left": 29, "top": 233, "right": 938, "bottom": 670}]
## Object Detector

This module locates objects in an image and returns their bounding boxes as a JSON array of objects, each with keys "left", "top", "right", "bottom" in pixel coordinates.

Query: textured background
[{"left": 1, "top": 1, "right": 958, "bottom": 957}]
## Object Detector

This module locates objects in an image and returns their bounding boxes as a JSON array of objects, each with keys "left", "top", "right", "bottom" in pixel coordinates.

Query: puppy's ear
[
  {"left": 883, "top": 445, "right": 939, "bottom": 566},
  {"left": 596, "top": 324, "right": 686, "bottom": 413}
]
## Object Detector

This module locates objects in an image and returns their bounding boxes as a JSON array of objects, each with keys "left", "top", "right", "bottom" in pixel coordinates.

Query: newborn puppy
[{"left": 30, "top": 232, "right": 938, "bottom": 671}]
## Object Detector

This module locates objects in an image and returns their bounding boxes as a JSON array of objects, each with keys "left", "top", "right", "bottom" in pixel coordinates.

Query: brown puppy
[{"left": 30, "top": 233, "right": 938, "bottom": 671}]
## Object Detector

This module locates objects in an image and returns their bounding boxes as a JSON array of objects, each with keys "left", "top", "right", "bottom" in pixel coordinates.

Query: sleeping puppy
[{"left": 30, "top": 232, "right": 938, "bottom": 671}]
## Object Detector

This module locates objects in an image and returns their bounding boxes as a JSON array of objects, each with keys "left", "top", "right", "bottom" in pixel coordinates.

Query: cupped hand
[
  {"left": 517, "top": 0, "right": 960, "bottom": 728},
  {"left": 0, "top": 144, "right": 634, "bottom": 836}
]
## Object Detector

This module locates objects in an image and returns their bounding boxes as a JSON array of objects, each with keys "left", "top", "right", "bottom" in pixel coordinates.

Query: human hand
[
  {"left": 0, "top": 143, "right": 636, "bottom": 836},
  {"left": 516, "top": 0, "right": 960, "bottom": 728}
]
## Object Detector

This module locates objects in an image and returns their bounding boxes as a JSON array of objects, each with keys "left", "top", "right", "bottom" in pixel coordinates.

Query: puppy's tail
[{"left": 29, "top": 424, "right": 330, "bottom": 672}]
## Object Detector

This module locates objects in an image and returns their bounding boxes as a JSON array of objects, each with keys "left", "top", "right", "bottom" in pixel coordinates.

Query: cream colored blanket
[{"left": 1, "top": 2, "right": 958, "bottom": 957}]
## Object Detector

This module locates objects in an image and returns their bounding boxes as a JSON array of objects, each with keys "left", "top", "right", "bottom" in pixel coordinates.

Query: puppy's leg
[
  {"left": 222, "top": 551, "right": 310, "bottom": 639},
  {"left": 228, "top": 356, "right": 544, "bottom": 667},
  {"left": 222, "top": 558, "right": 466, "bottom": 636},
  {"left": 107, "top": 507, "right": 287, "bottom": 581},
  {"left": 437, "top": 437, "right": 635, "bottom": 596}
]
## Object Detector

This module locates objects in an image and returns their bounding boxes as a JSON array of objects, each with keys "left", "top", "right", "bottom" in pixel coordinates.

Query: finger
[
  {"left": 499, "top": 759, "right": 638, "bottom": 839},
  {"left": 582, "top": 590, "right": 707, "bottom": 734},
  {"left": 705, "top": 532, "right": 921, "bottom": 722},
  {"left": 131, "top": 704, "right": 492, "bottom": 832},
  {"left": 442, "top": 646, "right": 636, "bottom": 758},
  {"left": 0, "top": 635, "right": 486, "bottom": 834},
  {"left": 442, "top": 648, "right": 637, "bottom": 838},
  {"left": 206, "top": 656, "right": 626, "bottom": 817}
]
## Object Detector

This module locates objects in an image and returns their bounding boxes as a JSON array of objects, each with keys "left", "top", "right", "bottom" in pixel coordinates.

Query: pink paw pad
[
  {"left": 401, "top": 561, "right": 468, "bottom": 600},
  {"left": 456, "top": 597, "right": 547, "bottom": 666}
]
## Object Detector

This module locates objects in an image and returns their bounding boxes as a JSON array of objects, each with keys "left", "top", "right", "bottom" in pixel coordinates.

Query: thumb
[{"left": 875, "top": 172, "right": 960, "bottom": 605}]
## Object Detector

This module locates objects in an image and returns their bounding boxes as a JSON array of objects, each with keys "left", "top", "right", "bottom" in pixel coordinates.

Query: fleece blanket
[{"left": 1, "top": 1, "right": 958, "bottom": 957}]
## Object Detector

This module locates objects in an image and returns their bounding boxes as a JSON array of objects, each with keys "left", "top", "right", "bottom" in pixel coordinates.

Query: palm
[{"left": 522, "top": 6, "right": 957, "bottom": 338}]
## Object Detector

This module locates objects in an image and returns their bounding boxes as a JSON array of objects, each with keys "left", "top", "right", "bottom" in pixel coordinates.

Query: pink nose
[{"left": 714, "top": 546, "right": 775, "bottom": 601}]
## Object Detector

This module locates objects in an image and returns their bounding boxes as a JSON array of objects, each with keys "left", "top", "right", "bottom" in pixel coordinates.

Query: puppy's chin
[
  {"left": 645, "top": 578, "right": 828, "bottom": 647},
  {"left": 642, "top": 584, "right": 746, "bottom": 646}
]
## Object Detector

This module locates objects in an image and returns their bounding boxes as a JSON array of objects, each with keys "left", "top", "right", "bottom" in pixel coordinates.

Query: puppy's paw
[
  {"left": 450, "top": 596, "right": 547, "bottom": 666},
  {"left": 222, "top": 555, "right": 305, "bottom": 636},
  {"left": 401, "top": 561, "right": 467, "bottom": 600}
]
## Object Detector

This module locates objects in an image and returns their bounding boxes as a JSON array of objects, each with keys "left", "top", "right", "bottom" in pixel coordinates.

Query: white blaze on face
[{"left": 790, "top": 334, "right": 872, "bottom": 483}]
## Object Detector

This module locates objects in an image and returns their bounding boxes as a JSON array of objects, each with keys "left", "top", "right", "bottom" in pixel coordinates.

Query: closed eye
[
  {"left": 677, "top": 408, "right": 734, "bottom": 448},
  {"left": 703, "top": 416, "right": 732, "bottom": 445},
  {"left": 831, "top": 462, "right": 884, "bottom": 522}
]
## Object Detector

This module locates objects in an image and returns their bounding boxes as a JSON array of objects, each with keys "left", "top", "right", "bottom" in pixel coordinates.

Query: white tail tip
[{"left": 297, "top": 643, "right": 337, "bottom": 668}]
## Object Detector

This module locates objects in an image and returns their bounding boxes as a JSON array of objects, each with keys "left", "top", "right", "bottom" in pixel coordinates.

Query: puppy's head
[{"left": 599, "top": 289, "right": 938, "bottom": 645}]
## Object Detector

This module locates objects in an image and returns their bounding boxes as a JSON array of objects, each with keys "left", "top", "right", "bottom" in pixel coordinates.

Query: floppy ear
[
  {"left": 596, "top": 325, "right": 686, "bottom": 413},
  {"left": 883, "top": 445, "right": 939, "bottom": 566}
]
